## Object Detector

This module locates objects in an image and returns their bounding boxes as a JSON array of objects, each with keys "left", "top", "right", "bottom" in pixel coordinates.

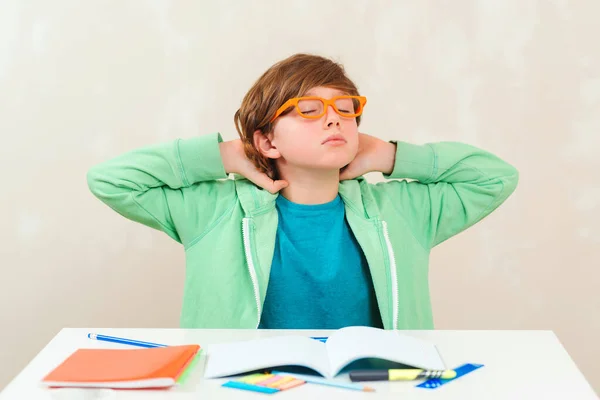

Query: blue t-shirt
[{"left": 258, "top": 194, "right": 383, "bottom": 329}]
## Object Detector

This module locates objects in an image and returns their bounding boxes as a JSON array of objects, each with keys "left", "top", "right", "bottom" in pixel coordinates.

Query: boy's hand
[
  {"left": 339, "top": 133, "right": 396, "bottom": 180},
  {"left": 220, "top": 139, "right": 289, "bottom": 194}
]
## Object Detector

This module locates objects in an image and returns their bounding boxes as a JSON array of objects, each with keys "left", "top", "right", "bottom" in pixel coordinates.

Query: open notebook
[
  {"left": 204, "top": 326, "right": 445, "bottom": 379},
  {"left": 41, "top": 344, "right": 200, "bottom": 389}
]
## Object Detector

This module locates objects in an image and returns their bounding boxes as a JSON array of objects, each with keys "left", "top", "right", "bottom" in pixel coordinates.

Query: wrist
[
  {"left": 219, "top": 140, "right": 241, "bottom": 175},
  {"left": 375, "top": 140, "right": 397, "bottom": 175}
]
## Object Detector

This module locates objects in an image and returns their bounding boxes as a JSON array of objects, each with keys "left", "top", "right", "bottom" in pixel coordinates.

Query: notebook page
[
  {"left": 326, "top": 326, "right": 446, "bottom": 376},
  {"left": 203, "top": 336, "right": 330, "bottom": 378}
]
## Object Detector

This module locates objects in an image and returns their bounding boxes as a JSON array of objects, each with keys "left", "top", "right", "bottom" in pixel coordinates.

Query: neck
[{"left": 277, "top": 165, "right": 340, "bottom": 205}]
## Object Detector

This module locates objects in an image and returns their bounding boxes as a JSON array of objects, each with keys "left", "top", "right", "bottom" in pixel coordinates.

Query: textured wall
[{"left": 0, "top": 0, "right": 598, "bottom": 393}]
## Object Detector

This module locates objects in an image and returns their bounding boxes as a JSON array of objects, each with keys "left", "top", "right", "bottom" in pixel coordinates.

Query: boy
[{"left": 87, "top": 53, "right": 519, "bottom": 330}]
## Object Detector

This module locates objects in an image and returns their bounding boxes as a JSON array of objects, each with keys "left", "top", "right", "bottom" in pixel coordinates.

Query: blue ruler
[{"left": 416, "top": 363, "right": 484, "bottom": 389}]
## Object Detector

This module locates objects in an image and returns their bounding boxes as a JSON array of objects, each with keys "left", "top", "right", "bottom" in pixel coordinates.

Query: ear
[{"left": 253, "top": 129, "right": 281, "bottom": 159}]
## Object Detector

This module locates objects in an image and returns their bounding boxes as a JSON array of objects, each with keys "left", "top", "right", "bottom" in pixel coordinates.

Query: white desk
[{"left": 1, "top": 328, "right": 597, "bottom": 399}]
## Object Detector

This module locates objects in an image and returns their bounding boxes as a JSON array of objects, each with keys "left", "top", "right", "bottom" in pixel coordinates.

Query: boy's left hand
[{"left": 339, "top": 133, "right": 397, "bottom": 180}]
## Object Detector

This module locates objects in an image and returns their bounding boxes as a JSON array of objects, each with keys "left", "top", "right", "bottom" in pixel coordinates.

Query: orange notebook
[{"left": 41, "top": 344, "right": 200, "bottom": 389}]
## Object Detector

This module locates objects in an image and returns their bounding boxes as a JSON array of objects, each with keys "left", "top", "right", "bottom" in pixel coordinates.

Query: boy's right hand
[{"left": 219, "top": 139, "right": 288, "bottom": 194}]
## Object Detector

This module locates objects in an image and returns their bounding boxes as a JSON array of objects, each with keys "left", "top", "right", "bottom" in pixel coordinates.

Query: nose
[{"left": 325, "top": 105, "right": 341, "bottom": 128}]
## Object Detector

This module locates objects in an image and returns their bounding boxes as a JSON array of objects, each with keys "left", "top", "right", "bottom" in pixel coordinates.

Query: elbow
[
  {"left": 504, "top": 165, "right": 519, "bottom": 196},
  {"left": 490, "top": 165, "right": 519, "bottom": 206},
  {"left": 485, "top": 163, "right": 519, "bottom": 203},
  {"left": 86, "top": 164, "right": 110, "bottom": 199},
  {"left": 86, "top": 166, "right": 99, "bottom": 194}
]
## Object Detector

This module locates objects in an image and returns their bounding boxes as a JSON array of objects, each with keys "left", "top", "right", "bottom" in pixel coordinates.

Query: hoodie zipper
[
  {"left": 381, "top": 221, "right": 399, "bottom": 329},
  {"left": 242, "top": 218, "right": 261, "bottom": 328}
]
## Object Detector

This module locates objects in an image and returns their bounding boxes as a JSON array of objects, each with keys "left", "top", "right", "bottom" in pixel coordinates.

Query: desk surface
[{"left": 1, "top": 328, "right": 597, "bottom": 399}]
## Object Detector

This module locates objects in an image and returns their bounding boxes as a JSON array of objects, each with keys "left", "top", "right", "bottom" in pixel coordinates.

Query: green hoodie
[{"left": 87, "top": 132, "right": 518, "bottom": 330}]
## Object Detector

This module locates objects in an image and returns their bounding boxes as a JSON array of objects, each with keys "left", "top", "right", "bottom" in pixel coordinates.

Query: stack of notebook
[{"left": 41, "top": 344, "right": 201, "bottom": 389}]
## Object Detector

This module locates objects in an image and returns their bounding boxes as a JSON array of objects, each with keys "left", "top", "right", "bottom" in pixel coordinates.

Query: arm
[
  {"left": 372, "top": 139, "right": 519, "bottom": 248},
  {"left": 86, "top": 132, "right": 231, "bottom": 245}
]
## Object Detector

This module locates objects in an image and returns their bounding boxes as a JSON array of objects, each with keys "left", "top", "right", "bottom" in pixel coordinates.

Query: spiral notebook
[{"left": 41, "top": 344, "right": 200, "bottom": 389}]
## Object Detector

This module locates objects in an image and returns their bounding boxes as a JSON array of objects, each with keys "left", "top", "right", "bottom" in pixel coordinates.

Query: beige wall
[{"left": 1, "top": 0, "right": 598, "bottom": 394}]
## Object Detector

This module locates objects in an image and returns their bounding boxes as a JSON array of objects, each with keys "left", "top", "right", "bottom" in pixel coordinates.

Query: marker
[
  {"left": 87, "top": 333, "right": 167, "bottom": 348},
  {"left": 349, "top": 369, "right": 457, "bottom": 382}
]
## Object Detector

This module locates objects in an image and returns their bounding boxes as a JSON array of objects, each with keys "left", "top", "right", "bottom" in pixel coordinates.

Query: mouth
[{"left": 322, "top": 134, "right": 346, "bottom": 145}]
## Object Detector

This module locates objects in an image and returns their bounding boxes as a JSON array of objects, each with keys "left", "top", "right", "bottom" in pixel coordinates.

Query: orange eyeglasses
[{"left": 270, "top": 95, "right": 367, "bottom": 123}]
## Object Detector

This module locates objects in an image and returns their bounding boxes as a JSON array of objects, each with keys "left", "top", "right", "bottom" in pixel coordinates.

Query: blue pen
[
  {"left": 87, "top": 333, "right": 168, "bottom": 348},
  {"left": 311, "top": 337, "right": 328, "bottom": 342}
]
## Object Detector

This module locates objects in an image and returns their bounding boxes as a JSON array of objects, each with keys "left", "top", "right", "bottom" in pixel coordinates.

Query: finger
[
  {"left": 339, "top": 167, "right": 356, "bottom": 181},
  {"left": 249, "top": 172, "right": 288, "bottom": 194},
  {"left": 269, "top": 179, "right": 289, "bottom": 193}
]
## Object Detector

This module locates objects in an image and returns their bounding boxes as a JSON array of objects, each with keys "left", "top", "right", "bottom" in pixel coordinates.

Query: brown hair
[{"left": 234, "top": 53, "right": 361, "bottom": 179}]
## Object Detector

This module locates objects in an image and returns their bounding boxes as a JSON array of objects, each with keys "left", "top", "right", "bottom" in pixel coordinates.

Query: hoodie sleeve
[
  {"left": 86, "top": 132, "right": 232, "bottom": 245},
  {"left": 373, "top": 140, "right": 519, "bottom": 248}
]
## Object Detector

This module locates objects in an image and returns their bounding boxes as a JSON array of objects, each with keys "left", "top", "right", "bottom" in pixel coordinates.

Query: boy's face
[{"left": 269, "top": 86, "right": 359, "bottom": 173}]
